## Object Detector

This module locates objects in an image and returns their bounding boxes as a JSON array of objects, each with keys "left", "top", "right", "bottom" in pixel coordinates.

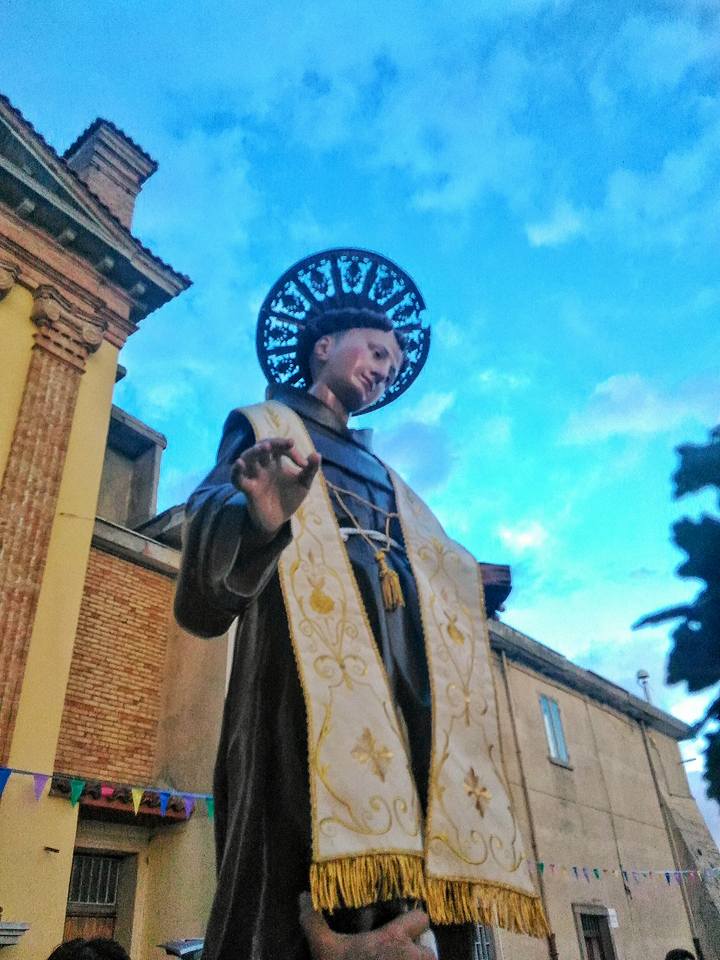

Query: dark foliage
[{"left": 634, "top": 427, "right": 720, "bottom": 801}]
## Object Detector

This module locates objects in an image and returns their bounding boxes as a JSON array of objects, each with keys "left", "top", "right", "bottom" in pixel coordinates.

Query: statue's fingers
[
  {"left": 231, "top": 457, "right": 249, "bottom": 486},
  {"left": 297, "top": 452, "right": 321, "bottom": 488},
  {"left": 382, "top": 909, "right": 430, "bottom": 943},
  {"left": 297, "top": 892, "right": 334, "bottom": 953}
]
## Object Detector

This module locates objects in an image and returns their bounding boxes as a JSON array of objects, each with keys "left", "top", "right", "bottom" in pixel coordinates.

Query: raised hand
[
  {"left": 231, "top": 437, "right": 321, "bottom": 539},
  {"left": 298, "top": 893, "right": 437, "bottom": 960}
]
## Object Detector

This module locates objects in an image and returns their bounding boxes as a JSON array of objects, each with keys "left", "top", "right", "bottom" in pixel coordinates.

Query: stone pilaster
[{"left": 0, "top": 284, "right": 105, "bottom": 763}]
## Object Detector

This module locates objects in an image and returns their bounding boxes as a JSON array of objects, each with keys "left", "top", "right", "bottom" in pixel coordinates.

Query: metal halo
[{"left": 256, "top": 247, "right": 430, "bottom": 414}]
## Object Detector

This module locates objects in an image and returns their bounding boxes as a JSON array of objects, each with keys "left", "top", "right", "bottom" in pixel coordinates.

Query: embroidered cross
[
  {"left": 352, "top": 728, "right": 394, "bottom": 782},
  {"left": 464, "top": 767, "right": 491, "bottom": 816}
]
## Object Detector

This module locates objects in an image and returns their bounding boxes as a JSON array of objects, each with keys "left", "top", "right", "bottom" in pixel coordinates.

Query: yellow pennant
[{"left": 131, "top": 788, "right": 143, "bottom": 814}]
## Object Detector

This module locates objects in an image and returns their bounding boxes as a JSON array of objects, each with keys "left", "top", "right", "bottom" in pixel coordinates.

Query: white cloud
[
  {"left": 474, "top": 368, "right": 530, "bottom": 391},
  {"left": 497, "top": 519, "right": 548, "bottom": 553},
  {"left": 616, "top": 14, "right": 720, "bottom": 94},
  {"left": 434, "top": 318, "right": 462, "bottom": 350},
  {"left": 525, "top": 201, "right": 585, "bottom": 247},
  {"left": 413, "top": 390, "right": 456, "bottom": 425},
  {"left": 479, "top": 415, "right": 513, "bottom": 446},
  {"left": 599, "top": 117, "right": 720, "bottom": 247},
  {"left": 563, "top": 373, "right": 719, "bottom": 444}
]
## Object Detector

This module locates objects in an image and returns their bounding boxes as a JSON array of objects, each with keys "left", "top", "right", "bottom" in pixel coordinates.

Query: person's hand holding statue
[
  {"left": 298, "top": 894, "right": 437, "bottom": 960},
  {"left": 231, "top": 437, "right": 321, "bottom": 540}
]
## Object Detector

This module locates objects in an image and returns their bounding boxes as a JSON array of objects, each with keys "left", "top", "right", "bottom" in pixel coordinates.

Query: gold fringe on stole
[
  {"left": 311, "top": 854, "right": 425, "bottom": 912},
  {"left": 424, "top": 878, "right": 550, "bottom": 938},
  {"left": 311, "top": 856, "right": 549, "bottom": 938}
]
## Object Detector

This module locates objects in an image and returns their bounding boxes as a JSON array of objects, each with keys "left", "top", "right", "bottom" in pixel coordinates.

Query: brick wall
[{"left": 55, "top": 547, "right": 173, "bottom": 784}]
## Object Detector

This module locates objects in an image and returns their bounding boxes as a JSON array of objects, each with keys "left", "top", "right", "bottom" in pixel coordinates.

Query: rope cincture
[{"left": 328, "top": 481, "right": 405, "bottom": 612}]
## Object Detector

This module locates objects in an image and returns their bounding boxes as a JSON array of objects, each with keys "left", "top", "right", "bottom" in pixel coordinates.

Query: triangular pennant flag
[
  {"left": 549, "top": 863, "right": 556, "bottom": 874},
  {"left": 632, "top": 871, "right": 639, "bottom": 884},
  {"left": 0, "top": 768, "right": 11, "bottom": 798},
  {"left": 674, "top": 871, "right": 682, "bottom": 884},
  {"left": 131, "top": 788, "right": 143, "bottom": 814},
  {"left": 665, "top": 871, "right": 672, "bottom": 884},
  {"left": 582, "top": 867, "right": 591, "bottom": 882},
  {"left": 537, "top": 862, "right": 545, "bottom": 875},
  {"left": 159, "top": 791, "right": 170, "bottom": 816},
  {"left": 572, "top": 866, "right": 579, "bottom": 880},
  {"left": 33, "top": 773, "right": 50, "bottom": 801},
  {"left": 69, "top": 779, "right": 85, "bottom": 806},
  {"left": 101, "top": 784, "right": 114, "bottom": 799},
  {"left": 593, "top": 868, "right": 601, "bottom": 880},
  {"left": 183, "top": 795, "right": 195, "bottom": 819},
  {"left": 206, "top": 796, "right": 215, "bottom": 820}
]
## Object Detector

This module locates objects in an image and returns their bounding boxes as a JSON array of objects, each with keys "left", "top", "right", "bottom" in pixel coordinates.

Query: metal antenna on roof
[{"left": 636, "top": 669, "right": 652, "bottom": 703}]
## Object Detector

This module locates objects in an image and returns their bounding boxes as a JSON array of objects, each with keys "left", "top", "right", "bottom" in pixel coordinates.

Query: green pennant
[
  {"left": 69, "top": 778, "right": 85, "bottom": 806},
  {"left": 593, "top": 868, "right": 601, "bottom": 879},
  {"left": 206, "top": 796, "right": 215, "bottom": 821},
  {"left": 537, "top": 862, "right": 545, "bottom": 875}
]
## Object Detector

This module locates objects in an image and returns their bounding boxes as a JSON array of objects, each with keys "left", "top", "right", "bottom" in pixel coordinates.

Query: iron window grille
[{"left": 67, "top": 852, "right": 121, "bottom": 916}]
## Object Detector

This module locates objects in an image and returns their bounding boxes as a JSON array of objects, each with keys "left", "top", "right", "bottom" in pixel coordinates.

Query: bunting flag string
[
  {"left": 1, "top": 766, "right": 719, "bottom": 884},
  {"left": 0, "top": 766, "right": 215, "bottom": 820},
  {"left": 531, "top": 860, "right": 720, "bottom": 884}
]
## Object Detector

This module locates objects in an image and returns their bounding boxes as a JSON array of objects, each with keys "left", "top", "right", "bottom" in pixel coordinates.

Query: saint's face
[{"left": 315, "top": 327, "right": 403, "bottom": 413}]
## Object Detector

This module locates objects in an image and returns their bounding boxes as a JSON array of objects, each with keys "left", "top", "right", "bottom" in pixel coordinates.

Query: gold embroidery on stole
[{"left": 239, "top": 401, "right": 548, "bottom": 937}]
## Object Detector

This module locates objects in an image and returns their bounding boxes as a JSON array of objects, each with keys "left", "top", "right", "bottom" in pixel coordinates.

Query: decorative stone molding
[
  {"left": 0, "top": 261, "right": 19, "bottom": 301},
  {"left": 31, "top": 284, "right": 106, "bottom": 371}
]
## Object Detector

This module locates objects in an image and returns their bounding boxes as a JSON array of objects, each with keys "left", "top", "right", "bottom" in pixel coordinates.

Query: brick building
[
  {"left": 0, "top": 94, "right": 190, "bottom": 958},
  {"left": 1, "top": 93, "right": 720, "bottom": 960}
]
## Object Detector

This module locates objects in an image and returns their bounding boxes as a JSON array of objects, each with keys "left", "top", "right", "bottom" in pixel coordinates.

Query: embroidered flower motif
[
  {"left": 309, "top": 576, "right": 335, "bottom": 615},
  {"left": 352, "top": 728, "right": 394, "bottom": 782},
  {"left": 445, "top": 611, "right": 465, "bottom": 646},
  {"left": 464, "top": 768, "right": 491, "bottom": 816}
]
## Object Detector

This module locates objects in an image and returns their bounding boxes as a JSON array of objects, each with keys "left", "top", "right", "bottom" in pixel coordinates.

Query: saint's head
[
  {"left": 256, "top": 248, "right": 430, "bottom": 416},
  {"left": 299, "top": 307, "right": 406, "bottom": 414}
]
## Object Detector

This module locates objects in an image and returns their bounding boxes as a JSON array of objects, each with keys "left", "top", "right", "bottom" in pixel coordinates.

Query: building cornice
[
  {"left": 92, "top": 517, "right": 179, "bottom": 578},
  {"left": 0, "top": 95, "right": 190, "bottom": 342},
  {"left": 489, "top": 620, "right": 691, "bottom": 741}
]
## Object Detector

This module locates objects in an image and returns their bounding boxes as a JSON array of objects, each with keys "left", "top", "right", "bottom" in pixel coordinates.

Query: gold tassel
[{"left": 375, "top": 551, "right": 405, "bottom": 611}]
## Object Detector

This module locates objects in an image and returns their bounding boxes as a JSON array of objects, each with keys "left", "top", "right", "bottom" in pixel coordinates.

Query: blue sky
[{"left": 3, "top": 1, "right": 719, "bottom": 808}]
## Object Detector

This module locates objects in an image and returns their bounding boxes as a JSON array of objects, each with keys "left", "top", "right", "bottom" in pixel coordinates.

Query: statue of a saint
[{"left": 175, "top": 249, "right": 547, "bottom": 960}]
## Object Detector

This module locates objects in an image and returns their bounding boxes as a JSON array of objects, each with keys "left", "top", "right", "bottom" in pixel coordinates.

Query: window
[
  {"left": 573, "top": 906, "right": 617, "bottom": 960},
  {"left": 473, "top": 924, "right": 496, "bottom": 960},
  {"left": 540, "top": 694, "right": 569, "bottom": 764},
  {"left": 67, "top": 852, "right": 120, "bottom": 910}
]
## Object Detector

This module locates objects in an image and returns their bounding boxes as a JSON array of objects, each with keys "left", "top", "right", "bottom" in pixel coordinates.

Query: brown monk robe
[{"left": 175, "top": 385, "right": 474, "bottom": 960}]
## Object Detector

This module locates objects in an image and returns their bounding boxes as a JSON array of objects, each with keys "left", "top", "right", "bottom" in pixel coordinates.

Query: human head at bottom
[
  {"left": 664, "top": 950, "right": 695, "bottom": 960},
  {"left": 298, "top": 307, "right": 406, "bottom": 414},
  {"left": 47, "top": 939, "right": 131, "bottom": 960}
]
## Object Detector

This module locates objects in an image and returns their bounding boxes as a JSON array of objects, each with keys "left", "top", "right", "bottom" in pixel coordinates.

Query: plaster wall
[
  {"left": 0, "top": 780, "right": 78, "bottom": 960},
  {"left": 97, "top": 445, "right": 134, "bottom": 525},
  {"left": 143, "top": 816, "right": 216, "bottom": 960},
  {"left": 501, "top": 659, "right": 697, "bottom": 959},
  {"left": 153, "top": 608, "right": 227, "bottom": 793},
  {"left": 0, "top": 282, "right": 34, "bottom": 477}
]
